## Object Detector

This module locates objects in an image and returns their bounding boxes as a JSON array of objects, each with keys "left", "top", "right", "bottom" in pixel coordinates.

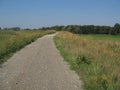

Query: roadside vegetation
[
  {"left": 0, "top": 30, "right": 55, "bottom": 64},
  {"left": 54, "top": 31, "right": 120, "bottom": 90}
]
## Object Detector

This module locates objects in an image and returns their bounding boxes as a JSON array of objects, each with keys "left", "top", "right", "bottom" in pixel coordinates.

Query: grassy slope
[
  {"left": 54, "top": 31, "right": 120, "bottom": 90},
  {"left": 0, "top": 30, "right": 56, "bottom": 64}
]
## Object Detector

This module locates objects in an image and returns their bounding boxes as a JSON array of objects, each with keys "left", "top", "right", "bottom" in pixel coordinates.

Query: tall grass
[
  {"left": 0, "top": 30, "right": 56, "bottom": 64},
  {"left": 54, "top": 31, "right": 120, "bottom": 90}
]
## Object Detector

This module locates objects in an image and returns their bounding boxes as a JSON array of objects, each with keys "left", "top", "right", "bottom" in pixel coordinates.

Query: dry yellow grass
[{"left": 54, "top": 31, "right": 120, "bottom": 90}]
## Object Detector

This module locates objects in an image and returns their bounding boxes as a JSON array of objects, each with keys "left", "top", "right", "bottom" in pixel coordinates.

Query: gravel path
[{"left": 0, "top": 34, "right": 82, "bottom": 90}]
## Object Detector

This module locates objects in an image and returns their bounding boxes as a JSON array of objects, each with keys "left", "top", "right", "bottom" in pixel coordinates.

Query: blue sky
[{"left": 0, "top": 0, "right": 120, "bottom": 28}]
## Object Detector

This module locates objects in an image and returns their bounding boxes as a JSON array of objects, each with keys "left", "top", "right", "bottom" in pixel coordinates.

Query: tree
[
  {"left": 3, "top": 27, "right": 21, "bottom": 31},
  {"left": 74, "top": 26, "right": 81, "bottom": 34},
  {"left": 24, "top": 28, "right": 31, "bottom": 30},
  {"left": 12, "top": 27, "right": 21, "bottom": 31},
  {"left": 4, "top": 28, "right": 8, "bottom": 30},
  {"left": 111, "top": 23, "right": 120, "bottom": 35}
]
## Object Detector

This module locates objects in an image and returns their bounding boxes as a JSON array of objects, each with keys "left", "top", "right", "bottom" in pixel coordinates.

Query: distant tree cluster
[
  {"left": 111, "top": 23, "right": 120, "bottom": 35},
  {"left": 1, "top": 27, "right": 21, "bottom": 31},
  {"left": 48, "top": 23, "right": 120, "bottom": 35}
]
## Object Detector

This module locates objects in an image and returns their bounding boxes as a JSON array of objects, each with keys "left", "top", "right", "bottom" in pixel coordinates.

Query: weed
[{"left": 76, "top": 54, "right": 91, "bottom": 65}]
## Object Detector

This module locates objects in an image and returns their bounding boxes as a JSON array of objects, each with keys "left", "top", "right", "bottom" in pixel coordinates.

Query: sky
[{"left": 0, "top": 0, "right": 120, "bottom": 28}]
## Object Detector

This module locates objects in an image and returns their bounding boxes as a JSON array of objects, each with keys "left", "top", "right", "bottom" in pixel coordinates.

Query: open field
[
  {"left": 0, "top": 30, "right": 56, "bottom": 64},
  {"left": 80, "top": 34, "right": 120, "bottom": 42},
  {"left": 54, "top": 31, "right": 120, "bottom": 90}
]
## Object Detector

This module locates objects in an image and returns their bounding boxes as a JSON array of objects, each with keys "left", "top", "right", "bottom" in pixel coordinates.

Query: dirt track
[{"left": 0, "top": 34, "right": 82, "bottom": 90}]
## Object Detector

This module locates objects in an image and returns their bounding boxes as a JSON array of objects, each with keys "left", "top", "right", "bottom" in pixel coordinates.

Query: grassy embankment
[
  {"left": 54, "top": 31, "right": 120, "bottom": 90},
  {"left": 0, "top": 30, "right": 55, "bottom": 64}
]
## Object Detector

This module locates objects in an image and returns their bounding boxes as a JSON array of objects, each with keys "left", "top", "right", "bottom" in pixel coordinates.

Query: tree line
[
  {"left": 40, "top": 23, "right": 119, "bottom": 35},
  {"left": 49, "top": 23, "right": 120, "bottom": 35},
  {"left": 0, "top": 23, "right": 120, "bottom": 35}
]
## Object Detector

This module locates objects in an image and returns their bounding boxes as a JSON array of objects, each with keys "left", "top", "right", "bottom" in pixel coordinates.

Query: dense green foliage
[{"left": 41, "top": 23, "right": 120, "bottom": 35}]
